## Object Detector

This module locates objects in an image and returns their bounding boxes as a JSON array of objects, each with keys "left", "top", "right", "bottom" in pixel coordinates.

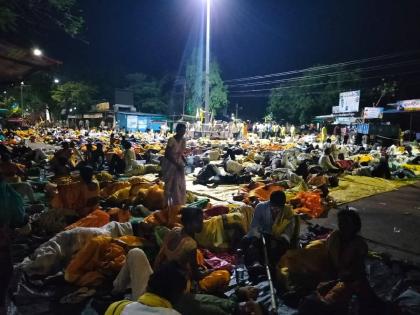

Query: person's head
[
  {"left": 181, "top": 207, "right": 203, "bottom": 234},
  {"left": 270, "top": 190, "right": 286, "bottom": 208},
  {"left": 175, "top": 123, "right": 186, "bottom": 137},
  {"left": 326, "top": 138, "right": 332, "bottom": 144},
  {"left": 147, "top": 261, "right": 187, "bottom": 304},
  {"left": 62, "top": 141, "right": 70, "bottom": 150},
  {"left": 337, "top": 153, "right": 345, "bottom": 160},
  {"left": 96, "top": 142, "right": 103, "bottom": 151},
  {"left": 324, "top": 147, "right": 331, "bottom": 155},
  {"left": 337, "top": 209, "right": 362, "bottom": 240},
  {"left": 80, "top": 165, "right": 94, "bottom": 184},
  {"left": 86, "top": 142, "right": 93, "bottom": 151},
  {"left": 122, "top": 140, "right": 132, "bottom": 150}
]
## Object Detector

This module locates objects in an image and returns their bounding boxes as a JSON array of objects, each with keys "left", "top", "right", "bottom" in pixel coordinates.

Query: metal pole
[
  {"left": 182, "top": 79, "right": 186, "bottom": 116},
  {"left": 409, "top": 113, "right": 413, "bottom": 141},
  {"left": 20, "top": 85, "right": 24, "bottom": 109},
  {"left": 204, "top": 0, "right": 211, "bottom": 123}
]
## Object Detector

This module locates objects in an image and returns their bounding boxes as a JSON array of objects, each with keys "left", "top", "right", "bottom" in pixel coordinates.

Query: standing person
[
  {"left": 0, "top": 174, "right": 26, "bottom": 314},
  {"left": 290, "top": 124, "right": 296, "bottom": 139},
  {"left": 280, "top": 125, "right": 286, "bottom": 138},
  {"left": 161, "top": 123, "right": 187, "bottom": 227},
  {"left": 321, "top": 125, "right": 328, "bottom": 143}
]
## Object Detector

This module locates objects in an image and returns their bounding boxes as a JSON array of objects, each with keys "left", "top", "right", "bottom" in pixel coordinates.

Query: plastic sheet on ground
[{"left": 329, "top": 175, "right": 418, "bottom": 205}]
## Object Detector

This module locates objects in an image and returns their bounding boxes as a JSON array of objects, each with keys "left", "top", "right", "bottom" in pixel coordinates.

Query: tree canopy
[
  {"left": 185, "top": 51, "right": 228, "bottom": 115},
  {"left": 51, "top": 81, "right": 96, "bottom": 117},
  {"left": 267, "top": 67, "right": 362, "bottom": 124},
  {"left": 125, "top": 73, "right": 169, "bottom": 114},
  {"left": 0, "top": 0, "right": 83, "bottom": 39}
]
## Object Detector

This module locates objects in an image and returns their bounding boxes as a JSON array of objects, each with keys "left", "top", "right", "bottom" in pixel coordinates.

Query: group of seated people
[{"left": 0, "top": 127, "right": 418, "bottom": 315}]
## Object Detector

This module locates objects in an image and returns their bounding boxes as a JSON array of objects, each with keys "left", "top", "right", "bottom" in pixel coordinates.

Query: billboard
[
  {"left": 397, "top": 99, "right": 420, "bottom": 111},
  {"left": 363, "top": 107, "right": 384, "bottom": 119},
  {"left": 332, "top": 106, "right": 340, "bottom": 114},
  {"left": 339, "top": 90, "right": 360, "bottom": 113}
]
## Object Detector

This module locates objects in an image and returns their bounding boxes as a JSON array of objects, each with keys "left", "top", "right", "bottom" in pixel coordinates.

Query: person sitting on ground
[
  {"left": 51, "top": 141, "right": 74, "bottom": 170},
  {"left": 77, "top": 165, "right": 100, "bottom": 217},
  {"left": 106, "top": 261, "right": 187, "bottom": 315},
  {"left": 92, "top": 142, "right": 105, "bottom": 170},
  {"left": 280, "top": 210, "right": 383, "bottom": 314},
  {"left": 154, "top": 207, "right": 231, "bottom": 293},
  {"left": 319, "top": 148, "right": 341, "bottom": 174},
  {"left": 0, "top": 154, "right": 37, "bottom": 203},
  {"left": 241, "top": 191, "right": 299, "bottom": 272},
  {"left": 335, "top": 153, "right": 355, "bottom": 171}
]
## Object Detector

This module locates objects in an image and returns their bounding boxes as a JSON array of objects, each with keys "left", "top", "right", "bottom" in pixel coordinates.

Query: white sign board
[
  {"left": 339, "top": 90, "right": 360, "bottom": 113},
  {"left": 397, "top": 99, "right": 420, "bottom": 111},
  {"left": 127, "top": 115, "right": 138, "bottom": 129},
  {"left": 332, "top": 106, "right": 340, "bottom": 114},
  {"left": 363, "top": 107, "right": 384, "bottom": 119}
]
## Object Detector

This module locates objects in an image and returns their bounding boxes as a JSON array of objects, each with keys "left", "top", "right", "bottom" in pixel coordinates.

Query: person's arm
[
  {"left": 247, "top": 203, "right": 264, "bottom": 238},
  {"left": 164, "top": 139, "right": 179, "bottom": 165}
]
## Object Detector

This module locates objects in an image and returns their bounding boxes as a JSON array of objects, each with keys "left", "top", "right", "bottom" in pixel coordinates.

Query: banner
[
  {"left": 363, "top": 107, "right": 384, "bottom": 119},
  {"left": 339, "top": 90, "right": 360, "bottom": 113},
  {"left": 332, "top": 106, "right": 340, "bottom": 114},
  {"left": 397, "top": 99, "right": 420, "bottom": 111}
]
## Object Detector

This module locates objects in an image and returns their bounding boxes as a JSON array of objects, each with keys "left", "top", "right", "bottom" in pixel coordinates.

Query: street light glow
[
  {"left": 20, "top": 81, "right": 24, "bottom": 86},
  {"left": 32, "top": 48, "right": 43, "bottom": 56},
  {"left": 54, "top": 78, "right": 60, "bottom": 84}
]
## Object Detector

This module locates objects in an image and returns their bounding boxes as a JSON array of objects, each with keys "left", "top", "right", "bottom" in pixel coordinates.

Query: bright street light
[
  {"left": 32, "top": 48, "right": 43, "bottom": 56},
  {"left": 204, "top": 0, "right": 211, "bottom": 123},
  {"left": 20, "top": 81, "right": 24, "bottom": 86},
  {"left": 73, "top": 107, "right": 77, "bottom": 110},
  {"left": 54, "top": 78, "right": 60, "bottom": 84}
]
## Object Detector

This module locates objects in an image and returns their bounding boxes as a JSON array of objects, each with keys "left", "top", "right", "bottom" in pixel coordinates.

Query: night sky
[{"left": 44, "top": 0, "right": 420, "bottom": 118}]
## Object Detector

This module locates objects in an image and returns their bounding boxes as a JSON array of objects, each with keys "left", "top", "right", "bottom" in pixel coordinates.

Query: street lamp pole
[{"left": 204, "top": 0, "right": 211, "bottom": 123}]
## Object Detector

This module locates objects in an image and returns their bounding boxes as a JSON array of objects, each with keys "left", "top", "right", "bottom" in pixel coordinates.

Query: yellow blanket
[{"left": 330, "top": 175, "right": 417, "bottom": 204}]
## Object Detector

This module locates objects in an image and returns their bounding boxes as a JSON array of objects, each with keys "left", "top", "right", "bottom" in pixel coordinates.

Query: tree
[
  {"left": 0, "top": 0, "right": 83, "bottom": 38},
  {"left": 51, "top": 81, "right": 96, "bottom": 117},
  {"left": 371, "top": 79, "right": 397, "bottom": 107},
  {"left": 185, "top": 50, "right": 228, "bottom": 115},
  {"left": 125, "top": 73, "right": 168, "bottom": 114},
  {"left": 268, "top": 67, "right": 361, "bottom": 124}
]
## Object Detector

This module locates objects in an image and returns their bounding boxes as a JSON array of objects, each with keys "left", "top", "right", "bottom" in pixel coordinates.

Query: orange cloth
[
  {"left": 291, "top": 191, "right": 324, "bottom": 218},
  {"left": 64, "top": 235, "right": 142, "bottom": 287},
  {"left": 50, "top": 179, "right": 100, "bottom": 217},
  {"left": 245, "top": 182, "right": 284, "bottom": 202},
  {"left": 100, "top": 181, "right": 131, "bottom": 198},
  {"left": 108, "top": 207, "right": 131, "bottom": 223},
  {"left": 143, "top": 210, "right": 169, "bottom": 226},
  {"left": 199, "top": 270, "right": 231, "bottom": 293},
  {"left": 65, "top": 209, "right": 110, "bottom": 231}
]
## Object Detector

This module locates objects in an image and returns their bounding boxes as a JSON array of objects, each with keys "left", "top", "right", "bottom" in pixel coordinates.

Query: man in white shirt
[{"left": 319, "top": 147, "right": 340, "bottom": 173}]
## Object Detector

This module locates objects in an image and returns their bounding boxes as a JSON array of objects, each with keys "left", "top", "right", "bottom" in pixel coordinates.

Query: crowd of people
[{"left": 0, "top": 121, "right": 419, "bottom": 315}]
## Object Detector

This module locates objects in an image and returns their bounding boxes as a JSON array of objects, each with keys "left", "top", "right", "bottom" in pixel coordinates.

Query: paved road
[{"left": 311, "top": 181, "right": 420, "bottom": 265}]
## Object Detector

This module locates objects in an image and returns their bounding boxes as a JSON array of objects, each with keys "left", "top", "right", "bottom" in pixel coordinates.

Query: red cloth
[{"left": 203, "top": 206, "right": 229, "bottom": 219}]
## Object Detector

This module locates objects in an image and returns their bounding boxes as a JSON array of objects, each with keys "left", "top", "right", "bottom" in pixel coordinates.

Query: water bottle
[{"left": 235, "top": 248, "right": 246, "bottom": 286}]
